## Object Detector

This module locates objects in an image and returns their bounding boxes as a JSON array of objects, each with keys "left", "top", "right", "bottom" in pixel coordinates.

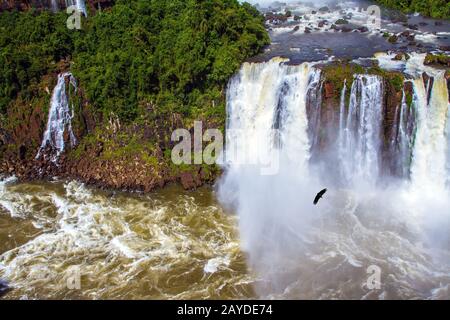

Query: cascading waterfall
[
  {"left": 398, "top": 90, "right": 412, "bottom": 175},
  {"left": 36, "top": 72, "right": 77, "bottom": 161},
  {"left": 220, "top": 57, "right": 450, "bottom": 299},
  {"left": 404, "top": 71, "right": 450, "bottom": 254},
  {"left": 338, "top": 74, "right": 383, "bottom": 186},
  {"left": 51, "top": 0, "right": 59, "bottom": 12},
  {"left": 65, "top": 0, "right": 87, "bottom": 16},
  {"left": 447, "top": 99, "right": 450, "bottom": 187},
  {"left": 221, "top": 59, "right": 322, "bottom": 295},
  {"left": 305, "top": 69, "right": 323, "bottom": 154}
]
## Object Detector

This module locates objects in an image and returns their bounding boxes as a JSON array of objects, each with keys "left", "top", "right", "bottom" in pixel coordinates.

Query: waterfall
[
  {"left": 337, "top": 75, "right": 384, "bottom": 186},
  {"left": 447, "top": 97, "right": 450, "bottom": 187},
  {"left": 411, "top": 72, "right": 450, "bottom": 192},
  {"left": 397, "top": 89, "right": 415, "bottom": 178},
  {"left": 36, "top": 72, "right": 77, "bottom": 161},
  {"left": 223, "top": 58, "right": 315, "bottom": 175}
]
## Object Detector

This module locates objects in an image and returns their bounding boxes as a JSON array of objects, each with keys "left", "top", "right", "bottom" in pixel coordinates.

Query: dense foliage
[
  {"left": 375, "top": 0, "right": 450, "bottom": 19},
  {"left": 0, "top": 0, "right": 269, "bottom": 121}
]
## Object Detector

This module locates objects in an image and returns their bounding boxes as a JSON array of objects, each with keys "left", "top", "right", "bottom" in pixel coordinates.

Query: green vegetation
[
  {"left": 374, "top": 0, "right": 450, "bottom": 19},
  {"left": 0, "top": 0, "right": 269, "bottom": 122}
]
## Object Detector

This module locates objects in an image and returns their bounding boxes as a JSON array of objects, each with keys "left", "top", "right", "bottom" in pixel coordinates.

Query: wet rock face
[
  {"left": 264, "top": 12, "right": 288, "bottom": 25},
  {"left": 180, "top": 171, "right": 202, "bottom": 190},
  {"left": 0, "top": 0, "right": 114, "bottom": 13},
  {"left": 335, "top": 19, "right": 349, "bottom": 25},
  {"left": 388, "top": 35, "right": 399, "bottom": 44}
]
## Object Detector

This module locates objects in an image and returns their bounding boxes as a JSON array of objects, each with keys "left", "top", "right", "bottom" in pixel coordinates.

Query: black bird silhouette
[{"left": 313, "top": 189, "right": 327, "bottom": 205}]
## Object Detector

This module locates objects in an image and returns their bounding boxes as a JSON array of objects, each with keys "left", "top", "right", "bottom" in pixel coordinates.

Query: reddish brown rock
[{"left": 324, "top": 82, "right": 334, "bottom": 99}]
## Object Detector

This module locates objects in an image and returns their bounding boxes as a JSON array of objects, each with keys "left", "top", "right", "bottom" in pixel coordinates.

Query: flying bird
[{"left": 313, "top": 189, "right": 327, "bottom": 205}]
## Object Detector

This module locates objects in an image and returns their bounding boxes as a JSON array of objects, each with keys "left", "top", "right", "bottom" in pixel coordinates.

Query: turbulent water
[
  {"left": 219, "top": 57, "right": 450, "bottom": 299},
  {"left": 0, "top": 179, "right": 254, "bottom": 299}
]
